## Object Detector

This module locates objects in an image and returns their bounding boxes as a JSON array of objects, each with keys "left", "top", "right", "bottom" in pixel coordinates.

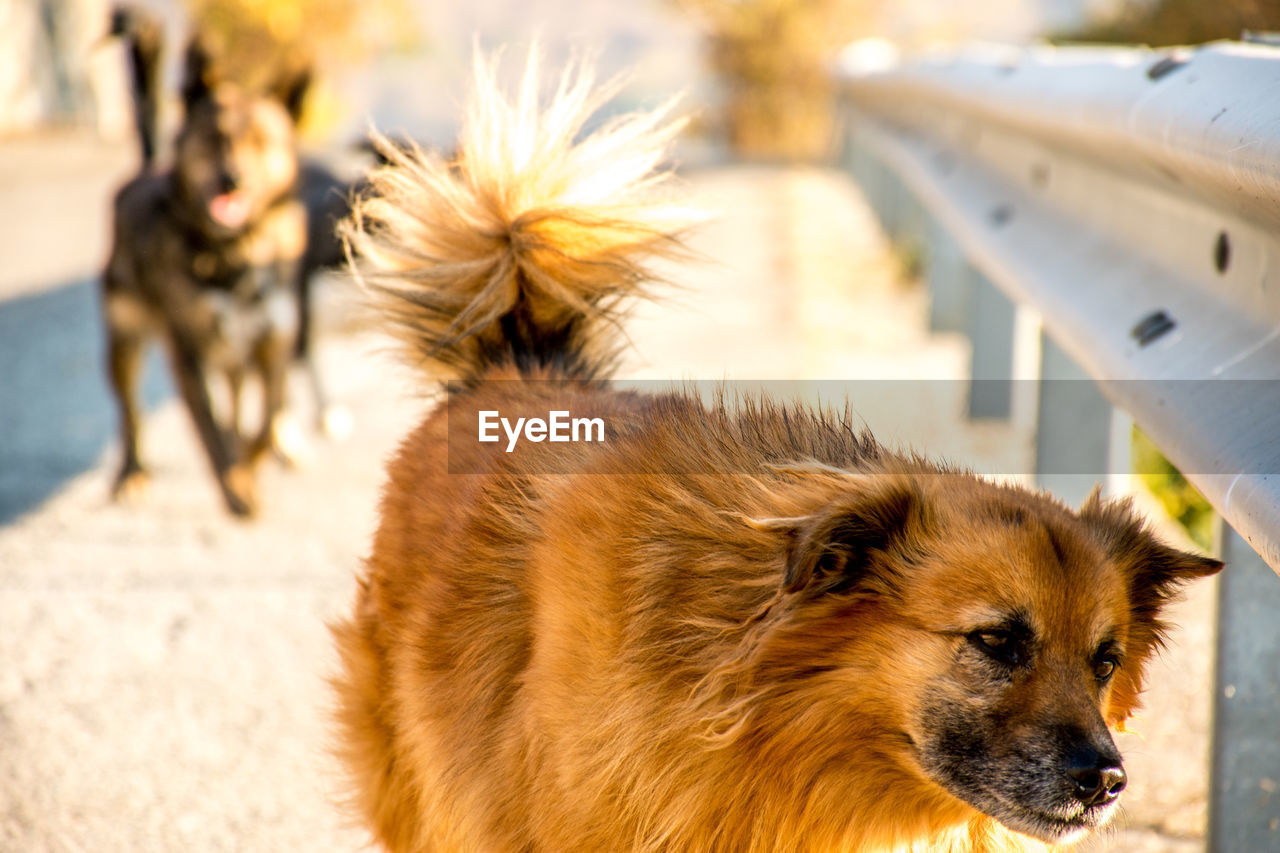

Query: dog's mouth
[
  {"left": 209, "top": 191, "right": 253, "bottom": 229},
  {"left": 914, "top": 739, "right": 1122, "bottom": 844},
  {"left": 993, "top": 796, "right": 1118, "bottom": 844}
]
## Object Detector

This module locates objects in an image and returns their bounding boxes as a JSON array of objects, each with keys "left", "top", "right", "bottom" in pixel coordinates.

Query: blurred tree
[
  {"left": 1068, "top": 0, "right": 1280, "bottom": 45},
  {"left": 183, "top": 0, "right": 421, "bottom": 110},
  {"left": 672, "top": 0, "right": 880, "bottom": 162}
]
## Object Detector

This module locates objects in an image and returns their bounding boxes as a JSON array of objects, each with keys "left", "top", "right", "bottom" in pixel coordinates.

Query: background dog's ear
[
  {"left": 106, "top": 5, "right": 164, "bottom": 170},
  {"left": 181, "top": 36, "right": 218, "bottom": 109},
  {"left": 269, "top": 56, "right": 313, "bottom": 124},
  {"left": 776, "top": 477, "right": 921, "bottom": 595}
]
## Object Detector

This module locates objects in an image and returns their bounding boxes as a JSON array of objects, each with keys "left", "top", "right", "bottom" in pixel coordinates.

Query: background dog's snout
[
  {"left": 217, "top": 172, "right": 240, "bottom": 193},
  {"left": 1066, "top": 744, "right": 1127, "bottom": 806}
]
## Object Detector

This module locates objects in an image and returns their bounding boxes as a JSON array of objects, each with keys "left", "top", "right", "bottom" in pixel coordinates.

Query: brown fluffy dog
[
  {"left": 103, "top": 17, "right": 306, "bottom": 516},
  {"left": 331, "top": 55, "right": 1222, "bottom": 852}
]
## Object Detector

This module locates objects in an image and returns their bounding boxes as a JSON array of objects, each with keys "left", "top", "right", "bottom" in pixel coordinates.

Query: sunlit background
[
  {"left": 2, "top": 1, "right": 1276, "bottom": 851},
  {"left": 10, "top": 0, "right": 1279, "bottom": 158}
]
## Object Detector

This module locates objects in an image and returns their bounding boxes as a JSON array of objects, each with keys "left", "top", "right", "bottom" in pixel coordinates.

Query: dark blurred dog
[{"left": 102, "top": 9, "right": 309, "bottom": 516}]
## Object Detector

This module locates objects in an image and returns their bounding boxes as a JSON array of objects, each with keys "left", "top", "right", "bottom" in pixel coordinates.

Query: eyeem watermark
[{"left": 479, "top": 410, "right": 606, "bottom": 452}]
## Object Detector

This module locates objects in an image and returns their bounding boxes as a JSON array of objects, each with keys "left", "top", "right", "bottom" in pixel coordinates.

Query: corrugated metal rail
[{"left": 839, "top": 40, "right": 1280, "bottom": 570}]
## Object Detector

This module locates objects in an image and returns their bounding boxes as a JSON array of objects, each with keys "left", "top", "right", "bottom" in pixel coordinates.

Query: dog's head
[
  {"left": 766, "top": 474, "right": 1221, "bottom": 844},
  {"left": 172, "top": 37, "right": 304, "bottom": 236}
]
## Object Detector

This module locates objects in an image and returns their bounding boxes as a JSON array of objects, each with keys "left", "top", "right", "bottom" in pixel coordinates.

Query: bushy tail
[
  {"left": 344, "top": 50, "right": 697, "bottom": 385},
  {"left": 108, "top": 5, "right": 163, "bottom": 171}
]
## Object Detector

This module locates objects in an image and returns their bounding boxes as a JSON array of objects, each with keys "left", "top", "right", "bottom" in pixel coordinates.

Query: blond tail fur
[{"left": 344, "top": 50, "right": 697, "bottom": 384}]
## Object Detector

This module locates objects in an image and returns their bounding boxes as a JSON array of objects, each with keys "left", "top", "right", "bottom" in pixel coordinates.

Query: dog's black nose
[
  {"left": 1066, "top": 745, "right": 1127, "bottom": 806},
  {"left": 217, "top": 171, "right": 240, "bottom": 193}
]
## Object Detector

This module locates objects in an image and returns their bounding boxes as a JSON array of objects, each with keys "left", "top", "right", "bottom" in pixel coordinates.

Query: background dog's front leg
[
  {"left": 166, "top": 334, "right": 257, "bottom": 517},
  {"left": 225, "top": 365, "right": 245, "bottom": 443},
  {"left": 250, "top": 265, "right": 307, "bottom": 467},
  {"left": 248, "top": 321, "right": 304, "bottom": 469},
  {"left": 105, "top": 324, "right": 149, "bottom": 502}
]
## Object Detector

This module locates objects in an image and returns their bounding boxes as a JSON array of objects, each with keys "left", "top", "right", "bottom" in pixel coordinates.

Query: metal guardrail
[
  {"left": 838, "top": 39, "right": 1280, "bottom": 571},
  {"left": 837, "top": 39, "right": 1280, "bottom": 852}
]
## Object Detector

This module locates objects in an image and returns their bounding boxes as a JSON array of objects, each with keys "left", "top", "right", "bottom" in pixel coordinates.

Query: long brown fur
[{"left": 331, "top": 52, "right": 1222, "bottom": 852}]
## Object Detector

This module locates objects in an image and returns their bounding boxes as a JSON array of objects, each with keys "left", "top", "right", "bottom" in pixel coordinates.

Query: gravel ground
[{"left": 0, "top": 141, "right": 1214, "bottom": 851}]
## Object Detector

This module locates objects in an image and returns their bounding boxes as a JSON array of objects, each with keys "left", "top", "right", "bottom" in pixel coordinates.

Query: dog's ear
[
  {"left": 1079, "top": 490, "right": 1221, "bottom": 725},
  {"left": 766, "top": 477, "right": 922, "bottom": 595},
  {"left": 181, "top": 35, "right": 219, "bottom": 109},
  {"left": 1080, "top": 489, "right": 1223, "bottom": 621}
]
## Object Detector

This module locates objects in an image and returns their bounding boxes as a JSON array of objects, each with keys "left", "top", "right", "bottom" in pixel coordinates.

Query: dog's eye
[
  {"left": 978, "top": 631, "right": 1008, "bottom": 649},
  {"left": 1093, "top": 647, "right": 1121, "bottom": 682},
  {"left": 970, "top": 629, "right": 1025, "bottom": 667},
  {"left": 1092, "top": 641, "right": 1122, "bottom": 682}
]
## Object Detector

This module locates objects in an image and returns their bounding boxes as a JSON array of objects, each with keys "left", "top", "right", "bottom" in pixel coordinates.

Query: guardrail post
[
  {"left": 859, "top": 151, "right": 907, "bottom": 240},
  {"left": 895, "top": 184, "right": 930, "bottom": 265},
  {"left": 1209, "top": 525, "right": 1280, "bottom": 851},
  {"left": 926, "top": 223, "right": 976, "bottom": 334},
  {"left": 1033, "top": 335, "right": 1110, "bottom": 506},
  {"left": 968, "top": 272, "right": 1015, "bottom": 420}
]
